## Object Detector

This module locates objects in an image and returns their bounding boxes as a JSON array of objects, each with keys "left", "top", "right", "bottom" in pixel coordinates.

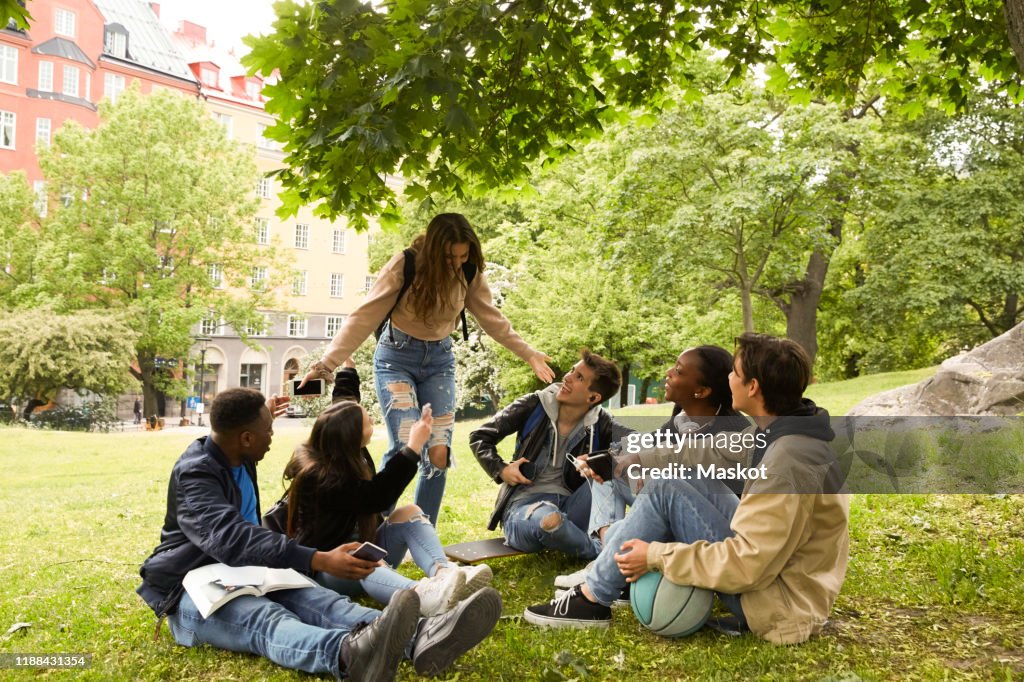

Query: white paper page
[{"left": 212, "top": 564, "right": 267, "bottom": 587}]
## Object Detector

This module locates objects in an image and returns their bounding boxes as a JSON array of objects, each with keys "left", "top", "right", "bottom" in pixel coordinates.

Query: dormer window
[
  {"left": 245, "top": 80, "right": 260, "bottom": 100},
  {"left": 200, "top": 67, "right": 218, "bottom": 88},
  {"left": 104, "top": 24, "right": 129, "bottom": 59}
]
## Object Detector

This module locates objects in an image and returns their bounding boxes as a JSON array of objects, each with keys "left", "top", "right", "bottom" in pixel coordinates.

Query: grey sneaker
[
  {"left": 451, "top": 563, "right": 493, "bottom": 602},
  {"left": 341, "top": 590, "right": 420, "bottom": 682},
  {"left": 554, "top": 560, "right": 595, "bottom": 588},
  {"left": 415, "top": 567, "right": 466, "bottom": 616},
  {"left": 411, "top": 587, "right": 502, "bottom": 676}
]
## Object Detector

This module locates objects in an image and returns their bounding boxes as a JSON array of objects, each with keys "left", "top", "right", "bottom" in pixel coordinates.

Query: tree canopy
[{"left": 244, "top": 0, "right": 1024, "bottom": 228}]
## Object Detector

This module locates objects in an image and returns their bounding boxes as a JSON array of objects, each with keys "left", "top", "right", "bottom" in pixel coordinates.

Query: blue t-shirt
[{"left": 231, "top": 465, "right": 258, "bottom": 525}]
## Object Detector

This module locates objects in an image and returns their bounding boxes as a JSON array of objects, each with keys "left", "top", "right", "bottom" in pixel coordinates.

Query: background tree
[
  {"left": 2, "top": 86, "right": 288, "bottom": 416},
  {"left": 0, "top": 308, "right": 138, "bottom": 406},
  {"left": 243, "top": 0, "right": 1023, "bottom": 227}
]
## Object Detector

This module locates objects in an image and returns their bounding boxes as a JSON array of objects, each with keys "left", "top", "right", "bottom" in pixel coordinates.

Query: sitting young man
[
  {"left": 525, "top": 333, "right": 849, "bottom": 645},
  {"left": 137, "top": 388, "right": 501, "bottom": 681},
  {"left": 470, "top": 349, "right": 633, "bottom": 559}
]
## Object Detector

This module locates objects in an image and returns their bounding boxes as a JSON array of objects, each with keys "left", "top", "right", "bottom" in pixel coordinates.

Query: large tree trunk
[
  {"left": 639, "top": 376, "right": 653, "bottom": 403},
  {"left": 785, "top": 215, "right": 844, "bottom": 368},
  {"left": 619, "top": 363, "right": 631, "bottom": 406},
  {"left": 740, "top": 286, "right": 755, "bottom": 332},
  {"left": 135, "top": 351, "right": 159, "bottom": 418},
  {"left": 1006, "top": 0, "right": 1024, "bottom": 75}
]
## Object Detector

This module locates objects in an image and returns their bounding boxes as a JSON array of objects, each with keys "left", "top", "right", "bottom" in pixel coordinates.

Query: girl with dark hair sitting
[{"left": 280, "top": 400, "right": 492, "bottom": 617}]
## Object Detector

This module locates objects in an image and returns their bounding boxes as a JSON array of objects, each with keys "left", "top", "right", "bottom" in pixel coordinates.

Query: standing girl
[{"left": 301, "top": 213, "right": 554, "bottom": 524}]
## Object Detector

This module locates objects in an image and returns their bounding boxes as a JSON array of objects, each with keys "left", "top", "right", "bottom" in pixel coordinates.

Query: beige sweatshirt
[
  {"left": 637, "top": 426, "right": 850, "bottom": 645},
  {"left": 320, "top": 251, "right": 538, "bottom": 370}
]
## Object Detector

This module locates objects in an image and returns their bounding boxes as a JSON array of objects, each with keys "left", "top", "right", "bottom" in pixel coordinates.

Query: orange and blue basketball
[{"left": 629, "top": 571, "right": 713, "bottom": 637}]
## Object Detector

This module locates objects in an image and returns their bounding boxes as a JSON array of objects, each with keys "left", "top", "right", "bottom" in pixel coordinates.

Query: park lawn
[{"left": 1, "top": 369, "right": 1021, "bottom": 680}]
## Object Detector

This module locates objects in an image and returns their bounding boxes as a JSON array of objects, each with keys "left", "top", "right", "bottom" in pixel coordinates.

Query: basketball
[{"left": 629, "top": 571, "right": 713, "bottom": 637}]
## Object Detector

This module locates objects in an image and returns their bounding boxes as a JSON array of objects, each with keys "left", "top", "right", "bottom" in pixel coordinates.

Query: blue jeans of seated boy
[
  {"left": 503, "top": 485, "right": 599, "bottom": 559},
  {"left": 316, "top": 512, "right": 452, "bottom": 604},
  {"left": 586, "top": 477, "right": 746, "bottom": 623},
  {"left": 588, "top": 476, "right": 634, "bottom": 541},
  {"left": 168, "top": 584, "right": 380, "bottom": 679},
  {"left": 375, "top": 323, "right": 457, "bottom": 526}
]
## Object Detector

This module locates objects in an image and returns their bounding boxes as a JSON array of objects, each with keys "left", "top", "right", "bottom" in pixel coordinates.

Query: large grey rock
[{"left": 849, "top": 322, "right": 1024, "bottom": 416}]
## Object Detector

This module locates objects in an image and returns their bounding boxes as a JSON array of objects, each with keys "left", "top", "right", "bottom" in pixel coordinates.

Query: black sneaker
[
  {"left": 523, "top": 586, "right": 612, "bottom": 628},
  {"left": 412, "top": 586, "right": 502, "bottom": 676},
  {"left": 341, "top": 590, "right": 420, "bottom": 682}
]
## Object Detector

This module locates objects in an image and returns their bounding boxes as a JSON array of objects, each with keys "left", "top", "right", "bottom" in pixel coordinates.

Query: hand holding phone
[
  {"left": 567, "top": 450, "right": 614, "bottom": 482},
  {"left": 349, "top": 541, "right": 388, "bottom": 562}
]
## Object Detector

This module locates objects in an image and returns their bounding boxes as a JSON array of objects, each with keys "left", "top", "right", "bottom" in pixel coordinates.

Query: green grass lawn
[{"left": 0, "top": 367, "right": 1021, "bottom": 681}]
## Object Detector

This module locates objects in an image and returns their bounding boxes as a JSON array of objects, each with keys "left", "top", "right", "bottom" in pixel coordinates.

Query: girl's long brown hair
[
  {"left": 283, "top": 401, "right": 378, "bottom": 541},
  {"left": 406, "top": 213, "right": 485, "bottom": 322}
]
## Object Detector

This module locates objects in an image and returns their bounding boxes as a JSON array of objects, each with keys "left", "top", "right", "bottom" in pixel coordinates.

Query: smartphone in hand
[
  {"left": 349, "top": 542, "right": 388, "bottom": 562},
  {"left": 566, "top": 449, "right": 614, "bottom": 481},
  {"left": 292, "top": 378, "right": 324, "bottom": 396}
]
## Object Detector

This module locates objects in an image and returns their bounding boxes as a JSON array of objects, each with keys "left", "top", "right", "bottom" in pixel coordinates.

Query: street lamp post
[{"left": 194, "top": 336, "right": 211, "bottom": 426}]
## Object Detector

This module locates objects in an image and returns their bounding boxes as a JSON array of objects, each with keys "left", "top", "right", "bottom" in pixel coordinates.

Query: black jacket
[
  {"left": 136, "top": 437, "right": 317, "bottom": 617},
  {"left": 470, "top": 386, "right": 634, "bottom": 530}
]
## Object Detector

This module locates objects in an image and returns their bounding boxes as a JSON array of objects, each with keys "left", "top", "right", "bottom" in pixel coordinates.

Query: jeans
[
  {"left": 502, "top": 486, "right": 599, "bottom": 559},
  {"left": 167, "top": 584, "right": 380, "bottom": 679},
  {"left": 375, "top": 323, "right": 457, "bottom": 525},
  {"left": 588, "top": 476, "right": 635, "bottom": 540},
  {"left": 316, "top": 513, "right": 451, "bottom": 604},
  {"left": 586, "top": 477, "right": 746, "bottom": 624}
]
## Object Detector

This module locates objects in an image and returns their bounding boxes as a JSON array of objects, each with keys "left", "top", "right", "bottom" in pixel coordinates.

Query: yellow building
[{"left": 171, "top": 19, "right": 373, "bottom": 410}]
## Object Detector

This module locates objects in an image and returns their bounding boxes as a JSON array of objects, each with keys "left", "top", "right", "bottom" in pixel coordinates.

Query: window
[
  {"left": 332, "top": 229, "right": 346, "bottom": 254},
  {"left": 239, "top": 363, "right": 264, "bottom": 389},
  {"left": 329, "top": 273, "right": 344, "bottom": 298},
  {"left": 104, "top": 29, "right": 127, "bottom": 58},
  {"left": 254, "top": 217, "right": 270, "bottom": 244},
  {"left": 287, "top": 316, "right": 307, "bottom": 337},
  {"left": 250, "top": 266, "right": 267, "bottom": 290},
  {"left": 35, "top": 118, "right": 50, "bottom": 147},
  {"left": 207, "top": 263, "right": 223, "bottom": 289},
  {"left": 103, "top": 73, "right": 125, "bottom": 103},
  {"left": 292, "top": 270, "right": 307, "bottom": 296},
  {"left": 0, "top": 111, "right": 14, "bottom": 149},
  {"left": 325, "top": 315, "right": 347, "bottom": 337},
  {"left": 243, "top": 315, "right": 268, "bottom": 337},
  {"left": 256, "top": 122, "right": 278, "bottom": 150},
  {"left": 100, "top": 268, "right": 116, "bottom": 284},
  {"left": 200, "top": 67, "right": 218, "bottom": 88},
  {"left": 294, "top": 223, "right": 309, "bottom": 249},
  {"left": 364, "top": 275, "right": 377, "bottom": 292},
  {"left": 54, "top": 8, "right": 76, "bottom": 37},
  {"left": 0, "top": 45, "right": 17, "bottom": 85},
  {"left": 246, "top": 80, "right": 260, "bottom": 100},
  {"left": 213, "top": 112, "right": 232, "bottom": 139},
  {"left": 159, "top": 255, "right": 174, "bottom": 271},
  {"left": 200, "top": 317, "right": 218, "bottom": 336},
  {"left": 38, "top": 62, "right": 53, "bottom": 92},
  {"left": 62, "top": 65, "right": 79, "bottom": 98},
  {"left": 33, "top": 180, "right": 46, "bottom": 217},
  {"left": 257, "top": 176, "right": 272, "bottom": 199}
]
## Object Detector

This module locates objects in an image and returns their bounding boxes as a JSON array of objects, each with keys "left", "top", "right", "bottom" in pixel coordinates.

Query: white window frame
[
  {"left": 38, "top": 61, "right": 53, "bottom": 92},
  {"left": 332, "top": 229, "right": 346, "bottom": 254},
  {"left": 325, "top": 315, "right": 347, "bottom": 337},
  {"left": 62, "top": 65, "right": 79, "bottom": 98},
  {"left": 246, "top": 81, "right": 260, "bottom": 100},
  {"left": 103, "top": 73, "right": 125, "bottom": 103},
  {"left": 364, "top": 275, "right": 377, "bottom": 292},
  {"left": 0, "top": 45, "right": 17, "bottom": 85},
  {"left": 292, "top": 270, "right": 307, "bottom": 296},
  {"left": 35, "top": 118, "right": 50, "bottom": 147},
  {"left": 200, "top": 67, "right": 218, "bottom": 88},
  {"left": 54, "top": 8, "right": 76, "bottom": 38},
  {"left": 287, "top": 315, "right": 307, "bottom": 338},
  {"left": 254, "top": 217, "right": 270, "bottom": 244},
  {"left": 329, "top": 273, "right": 344, "bottom": 298},
  {"left": 200, "top": 317, "right": 218, "bottom": 336},
  {"left": 33, "top": 180, "right": 47, "bottom": 217},
  {"left": 294, "top": 223, "right": 309, "bottom": 249},
  {"left": 214, "top": 112, "right": 232, "bottom": 139},
  {"left": 257, "top": 176, "right": 272, "bottom": 199},
  {"left": 0, "top": 110, "right": 15, "bottom": 150},
  {"left": 250, "top": 266, "right": 267, "bottom": 290},
  {"left": 105, "top": 30, "right": 127, "bottom": 58},
  {"left": 208, "top": 263, "right": 223, "bottom": 289}
]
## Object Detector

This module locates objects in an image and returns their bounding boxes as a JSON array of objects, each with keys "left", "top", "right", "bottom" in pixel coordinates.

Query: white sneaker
[
  {"left": 452, "top": 564, "right": 493, "bottom": 602},
  {"left": 554, "top": 560, "right": 595, "bottom": 588},
  {"left": 414, "top": 568, "right": 466, "bottom": 617}
]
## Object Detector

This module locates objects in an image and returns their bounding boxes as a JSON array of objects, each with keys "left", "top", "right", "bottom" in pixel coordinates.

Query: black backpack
[{"left": 374, "top": 248, "right": 478, "bottom": 342}]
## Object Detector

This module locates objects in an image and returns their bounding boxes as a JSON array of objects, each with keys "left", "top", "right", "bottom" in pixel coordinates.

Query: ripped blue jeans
[
  {"left": 502, "top": 486, "right": 600, "bottom": 559},
  {"left": 375, "top": 323, "right": 457, "bottom": 526}
]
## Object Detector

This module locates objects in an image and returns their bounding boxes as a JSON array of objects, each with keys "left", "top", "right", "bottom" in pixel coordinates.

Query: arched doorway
[{"left": 283, "top": 358, "right": 300, "bottom": 386}]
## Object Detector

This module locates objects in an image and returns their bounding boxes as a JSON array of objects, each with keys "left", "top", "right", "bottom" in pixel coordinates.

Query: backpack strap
[
  {"left": 375, "top": 249, "right": 416, "bottom": 341},
  {"left": 458, "top": 262, "right": 478, "bottom": 342}
]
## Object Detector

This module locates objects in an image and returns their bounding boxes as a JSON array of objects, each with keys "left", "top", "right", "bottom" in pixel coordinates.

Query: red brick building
[{"left": 0, "top": 0, "right": 198, "bottom": 184}]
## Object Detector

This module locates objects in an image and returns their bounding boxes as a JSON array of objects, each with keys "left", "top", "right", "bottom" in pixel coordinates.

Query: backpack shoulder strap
[
  {"left": 458, "top": 262, "right": 478, "bottom": 341},
  {"left": 376, "top": 249, "right": 416, "bottom": 341}
]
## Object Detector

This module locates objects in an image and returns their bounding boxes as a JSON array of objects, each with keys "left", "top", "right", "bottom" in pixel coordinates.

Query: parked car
[{"left": 286, "top": 403, "right": 307, "bottom": 418}]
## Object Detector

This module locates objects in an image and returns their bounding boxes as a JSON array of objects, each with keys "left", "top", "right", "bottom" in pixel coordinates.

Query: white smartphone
[{"left": 349, "top": 541, "right": 388, "bottom": 562}]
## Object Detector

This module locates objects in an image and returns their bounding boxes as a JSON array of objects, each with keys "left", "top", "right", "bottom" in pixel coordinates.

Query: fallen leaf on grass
[{"left": 4, "top": 622, "right": 32, "bottom": 638}]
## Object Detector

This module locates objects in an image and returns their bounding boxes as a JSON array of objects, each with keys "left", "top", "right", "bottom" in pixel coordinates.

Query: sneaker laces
[{"left": 549, "top": 586, "right": 578, "bottom": 616}]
